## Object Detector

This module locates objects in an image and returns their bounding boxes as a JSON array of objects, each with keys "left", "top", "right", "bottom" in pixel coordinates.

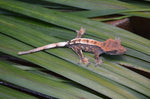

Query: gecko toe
[
  {"left": 81, "top": 58, "right": 90, "bottom": 66},
  {"left": 95, "top": 59, "right": 103, "bottom": 67},
  {"left": 86, "top": 62, "right": 90, "bottom": 67}
]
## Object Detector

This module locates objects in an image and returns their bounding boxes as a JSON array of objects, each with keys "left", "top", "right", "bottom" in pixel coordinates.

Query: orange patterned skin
[
  {"left": 68, "top": 38, "right": 126, "bottom": 66},
  {"left": 69, "top": 38, "right": 126, "bottom": 55},
  {"left": 18, "top": 27, "right": 126, "bottom": 66}
]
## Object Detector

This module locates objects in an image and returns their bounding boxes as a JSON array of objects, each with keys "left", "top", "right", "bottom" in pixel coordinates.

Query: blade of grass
[
  {"left": 12, "top": 61, "right": 150, "bottom": 99},
  {"left": 93, "top": 16, "right": 131, "bottom": 22},
  {"left": 103, "top": 54, "right": 150, "bottom": 72},
  {"left": 0, "top": 60, "right": 102, "bottom": 99},
  {"left": 0, "top": 84, "right": 38, "bottom": 99},
  {"left": 44, "top": 0, "right": 139, "bottom": 9},
  {"left": 122, "top": 11, "right": 150, "bottom": 18},
  {"left": 69, "top": 9, "right": 150, "bottom": 18},
  {"left": 14, "top": 60, "right": 146, "bottom": 99},
  {"left": 44, "top": 0, "right": 150, "bottom": 19}
]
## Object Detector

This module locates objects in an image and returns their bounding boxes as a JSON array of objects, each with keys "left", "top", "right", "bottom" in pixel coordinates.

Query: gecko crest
[{"left": 18, "top": 27, "right": 126, "bottom": 66}]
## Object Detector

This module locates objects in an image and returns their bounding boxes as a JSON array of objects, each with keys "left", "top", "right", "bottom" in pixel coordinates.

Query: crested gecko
[{"left": 18, "top": 27, "right": 126, "bottom": 66}]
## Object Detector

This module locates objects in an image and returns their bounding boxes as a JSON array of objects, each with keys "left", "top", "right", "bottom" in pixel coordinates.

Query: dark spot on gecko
[
  {"left": 103, "top": 42, "right": 106, "bottom": 46},
  {"left": 72, "top": 40, "right": 76, "bottom": 44},
  {"left": 105, "top": 40, "right": 112, "bottom": 47},
  {"left": 90, "top": 40, "right": 94, "bottom": 44},
  {"left": 86, "top": 40, "right": 89, "bottom": 43},
  {"left": 78, "top": 39, "right": 81, "bottom": 42},
  {"left": 93, "top": 41, "right": 97, "bottom": 44}
]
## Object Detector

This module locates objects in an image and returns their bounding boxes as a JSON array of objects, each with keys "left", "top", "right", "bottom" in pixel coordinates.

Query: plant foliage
[{"left": 0, "top": 0, "right": 150, "bottom": 99}]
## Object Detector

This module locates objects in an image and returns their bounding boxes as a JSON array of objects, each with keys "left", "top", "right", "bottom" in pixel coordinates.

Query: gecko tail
[{"left": 18, "top": 42, "right": 68, "bottom": 55}]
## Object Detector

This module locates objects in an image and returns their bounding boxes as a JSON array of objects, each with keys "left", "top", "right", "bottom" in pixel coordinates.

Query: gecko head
[{"left": 103, "top": 39, "right": 126, "bottom": 55}]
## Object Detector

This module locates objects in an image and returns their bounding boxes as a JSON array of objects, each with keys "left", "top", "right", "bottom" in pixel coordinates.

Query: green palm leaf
[
  {"left": 0, "top": 84, "right": 38, "bottom": 99},
  {"left": 45, "top": 0, "right": 150, "bottom": 18},
  {"left": 0, "top": 0, "right": 150, "bottom": 99}
]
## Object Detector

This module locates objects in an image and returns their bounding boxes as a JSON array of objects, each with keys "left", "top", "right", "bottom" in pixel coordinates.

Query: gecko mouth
[
  {"left": 117, "top": 47, "right": 126, "bottom": 55},
  {"left": 106, "top": 47, "right": 126, "bottom": 55}
]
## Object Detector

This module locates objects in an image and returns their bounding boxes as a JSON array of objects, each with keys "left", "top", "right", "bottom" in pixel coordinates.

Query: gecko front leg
[
  {"left": 71, "top": 45, "right": 90, "bottom": 66},
  {"left": 94, "top": 49, "right": 103, "bottom": 66}
]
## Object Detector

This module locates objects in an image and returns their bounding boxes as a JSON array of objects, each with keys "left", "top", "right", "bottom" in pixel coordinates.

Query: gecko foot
[
  {"left": 76, "top": 27, "right": 86, "bottom": 38},
  {"left": 78, "top": 58, "right": 90, "bottom": 66},
  {"left": 95, "top": 59, "right": 103, "bottom": 67}
]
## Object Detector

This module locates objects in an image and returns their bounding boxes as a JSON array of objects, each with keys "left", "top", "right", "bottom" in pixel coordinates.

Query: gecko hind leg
[
  {"left": 76, "top": 27, "right": 86, "bottom": 38},
  {"left": 94, "top": 51, "right": 103, "bottom": 66},
  {"left": 71, "top": 46, "right": 90, "bottom": 66}
]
